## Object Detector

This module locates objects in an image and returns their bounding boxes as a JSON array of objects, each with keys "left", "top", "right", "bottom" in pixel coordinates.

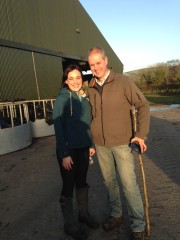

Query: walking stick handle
[{"left": 131, "top": 106, "right": 137, "bottom": 133}]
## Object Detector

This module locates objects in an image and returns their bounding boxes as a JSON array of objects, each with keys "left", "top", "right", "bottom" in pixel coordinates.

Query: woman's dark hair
[{"left": 62, "top": 64, "right": 83, "bottom": 87}]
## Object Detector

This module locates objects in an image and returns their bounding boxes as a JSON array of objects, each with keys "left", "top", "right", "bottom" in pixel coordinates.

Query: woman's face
[{"left": 65, "top": 69, "right": 82, "bottom": 92}]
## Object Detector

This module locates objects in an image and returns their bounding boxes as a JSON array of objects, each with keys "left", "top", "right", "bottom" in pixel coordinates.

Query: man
[{"left": 87, "top": 47, "right": 150, "bottom": 240}]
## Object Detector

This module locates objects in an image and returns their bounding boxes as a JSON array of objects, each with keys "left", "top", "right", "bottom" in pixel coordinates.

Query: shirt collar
[{"left": 95, "top": 70, "right": 110, "bottom": 86}]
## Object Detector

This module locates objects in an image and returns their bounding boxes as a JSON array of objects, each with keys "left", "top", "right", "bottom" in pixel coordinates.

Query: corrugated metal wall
[
  {"left": 0, "top": 46, "right": 62, "bottom": 100},
  {"left": 34, "top": 53, "right": 62, "bottom": 99},
  {"left": 0, "top": 46, "right": 37, "bottom": 100},
  {"left": 0, "top": 0, "right": 85, "bottom": 56},
  {"left": 74, "top": 1, "right": 123, "bottom": 71},
  {"left": 0, "top": 0, "right": 123, "bottom": 101}
]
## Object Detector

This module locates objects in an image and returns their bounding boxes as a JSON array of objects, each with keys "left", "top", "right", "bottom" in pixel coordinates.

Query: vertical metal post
[
  {"left": 32, "top": 52, "right": 40, "bottom": 100},
  {"left": 9, "top": 105, "right": 14, "bottom": 127},
  {"left": 43, "top": 100, "right": 46, "bottom": 118},
  {"left": 19, "top": 104, "right": 23, "bottom": 125}
]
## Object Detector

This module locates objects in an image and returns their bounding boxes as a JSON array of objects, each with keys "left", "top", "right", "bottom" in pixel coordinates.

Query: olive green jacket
[{"left": 88, "top": 70, "right": 150, "bottom": 147}]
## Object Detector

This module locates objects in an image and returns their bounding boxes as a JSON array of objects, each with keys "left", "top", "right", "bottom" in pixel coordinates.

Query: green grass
[{"left": 145, "top": 95, "right": 180, "bottom": 105}]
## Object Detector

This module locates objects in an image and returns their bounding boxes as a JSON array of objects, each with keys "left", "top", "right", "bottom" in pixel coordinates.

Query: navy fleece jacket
[{"left": 53, "top": 88, "right": 93, "bottom": 159}]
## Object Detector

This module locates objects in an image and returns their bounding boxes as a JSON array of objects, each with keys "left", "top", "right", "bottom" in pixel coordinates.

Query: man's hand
[
  {"left": 131, "top": 137, "right": 147, "bottom": 153},
  {"left": 62, "top": 156, "right": 73, "bottom": 170}
]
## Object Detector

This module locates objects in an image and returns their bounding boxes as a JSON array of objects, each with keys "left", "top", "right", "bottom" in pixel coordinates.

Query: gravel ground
[{"left": 0, "top": 107, "right": 180, "bottom": 240}]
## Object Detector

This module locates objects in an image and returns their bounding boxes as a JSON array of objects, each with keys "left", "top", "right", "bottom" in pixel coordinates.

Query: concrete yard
[{"left": 0, "top": 107, "right": 180, "bottom": 240}]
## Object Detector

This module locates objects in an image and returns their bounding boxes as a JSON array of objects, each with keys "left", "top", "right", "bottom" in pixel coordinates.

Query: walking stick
[{"left": 131, "top": 106, "right": 150, "bottom": 238}]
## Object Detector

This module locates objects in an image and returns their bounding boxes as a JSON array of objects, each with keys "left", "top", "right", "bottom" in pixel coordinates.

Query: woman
[{"left": 53, "top": 64, "right": 98, "bottom": 240}]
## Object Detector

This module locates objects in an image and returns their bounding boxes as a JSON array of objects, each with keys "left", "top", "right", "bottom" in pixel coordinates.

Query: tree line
[{"left": 132, "top": 59, "right": 180, "bottom": 95}]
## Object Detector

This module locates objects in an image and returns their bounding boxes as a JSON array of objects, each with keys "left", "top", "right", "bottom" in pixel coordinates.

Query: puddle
[{"left": 150, "top": 104, "right": 180, "bottom": 111}]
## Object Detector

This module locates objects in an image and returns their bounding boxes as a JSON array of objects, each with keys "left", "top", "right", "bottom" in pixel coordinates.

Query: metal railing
[
  {"left": 0, "top": 99, "right": 55, "bottom": 129},
  {"left": 25, "top": 99, "right": 55, "bottom": 120},
  {"left": 0, "top": 101, "right": 29, "bottom": 128}
]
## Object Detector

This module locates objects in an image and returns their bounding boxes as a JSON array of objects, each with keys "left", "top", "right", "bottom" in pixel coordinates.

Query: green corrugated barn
[{"left": 0, "top": 0, "right": 123, "bottom": 100}]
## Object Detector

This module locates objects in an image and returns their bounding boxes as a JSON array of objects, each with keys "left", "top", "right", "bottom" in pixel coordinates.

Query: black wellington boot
[
  {"left": 60, "top": 196, "right": 88, "bottom": 240},
  {"left": 76, "top": 187, "right": 99, "bottom": 229}
]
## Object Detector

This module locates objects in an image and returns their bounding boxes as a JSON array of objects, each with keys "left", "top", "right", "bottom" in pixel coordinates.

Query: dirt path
[{"left": 0, "top": 107, "right": 180, "bottom": 240}]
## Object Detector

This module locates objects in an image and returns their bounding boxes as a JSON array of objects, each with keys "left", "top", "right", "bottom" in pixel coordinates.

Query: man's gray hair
[{"left": 88, "top": 47, "right": 106, "bottom": 59}]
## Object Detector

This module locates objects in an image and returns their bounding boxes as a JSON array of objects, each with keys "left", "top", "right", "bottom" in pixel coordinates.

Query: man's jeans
[{"left": 95, "top": 144, "right": 145, "bottom": 232}]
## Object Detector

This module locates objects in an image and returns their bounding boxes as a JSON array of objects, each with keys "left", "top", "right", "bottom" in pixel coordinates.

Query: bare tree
[{"left": 167, "top": 59, "right": 180, "bottom": 84}]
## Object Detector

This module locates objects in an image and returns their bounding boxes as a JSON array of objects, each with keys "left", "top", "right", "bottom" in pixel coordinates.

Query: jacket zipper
[
  {"left": 100, "top": 81, "right": 112, "bottom": 145},
  {"left": 93, "top": 85, "right": 106, "bottom": 145},
  {"left": 100, "top": 87, "right": 105, "bottom": 145}
]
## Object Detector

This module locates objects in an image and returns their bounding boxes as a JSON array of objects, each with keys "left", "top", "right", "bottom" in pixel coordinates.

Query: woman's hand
[
  {"left": 79, "top": 89, "right": 87, "bottom": 98},
  {"left": 89, "top": 148, "right": 95, "bottom": 156},
  {"left": 62, "top": 156, "right": 73, "bottom": 170}
]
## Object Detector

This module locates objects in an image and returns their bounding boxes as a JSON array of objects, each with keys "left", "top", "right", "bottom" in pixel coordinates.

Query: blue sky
[{"left": 79, "top": 0, "right": 180, "bottom": 72}]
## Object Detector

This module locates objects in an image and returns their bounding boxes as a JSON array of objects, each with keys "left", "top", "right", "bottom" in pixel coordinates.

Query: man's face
[{"left": 88, "top": 52, "right": 108, "bottom": 81}]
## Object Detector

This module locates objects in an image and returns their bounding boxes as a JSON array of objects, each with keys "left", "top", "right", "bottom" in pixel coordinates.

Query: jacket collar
[{"left": 89, "top": 69, "right": 115, "bottom": 88}]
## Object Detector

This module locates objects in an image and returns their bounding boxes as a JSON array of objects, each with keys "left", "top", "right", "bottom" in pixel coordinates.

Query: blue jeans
[{"left": 95, "top": 144, "right": 145, "bottom": 232}]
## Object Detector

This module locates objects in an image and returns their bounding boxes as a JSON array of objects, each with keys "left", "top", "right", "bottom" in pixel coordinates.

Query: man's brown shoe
[{"left": 103, "top": 216, "right": 123, "bottom": 231}]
